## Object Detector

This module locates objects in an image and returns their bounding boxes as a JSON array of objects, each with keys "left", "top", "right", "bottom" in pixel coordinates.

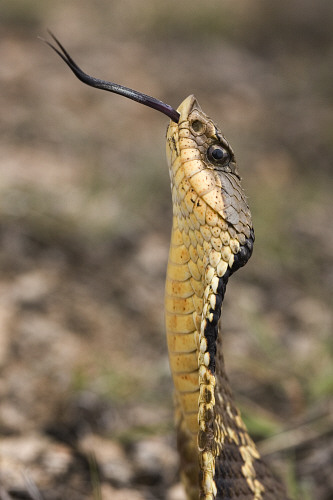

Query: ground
[{"left": 0, "top": 1, "right": 332, "bottom": 499}]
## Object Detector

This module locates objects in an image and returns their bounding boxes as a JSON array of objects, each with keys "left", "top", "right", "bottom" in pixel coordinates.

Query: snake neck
[
  {"left": 165, "top": 210, "right": 258, "bottom": 500},
  {"left": 166, "top": 216, "right": 287, "bottom": 500}
]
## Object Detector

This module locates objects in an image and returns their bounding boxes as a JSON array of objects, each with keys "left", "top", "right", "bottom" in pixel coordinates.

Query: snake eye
[{"left": 207, "top": 144, "right": 230, "bottom": 166}]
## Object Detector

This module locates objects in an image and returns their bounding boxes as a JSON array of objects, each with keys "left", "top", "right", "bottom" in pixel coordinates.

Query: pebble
[
  {"left": 79, "top": 433, "right": 134, "bottom": 486},
  {"left": 131, "top": 436, "right": 179, "bottom": 485},
  {"left": 101, "top": 484, "right": 146, "bottom": 500},
  {"left": 166, "top": 482, "right": 187, "bottom": 500},
  {"left": 0, "top": 433, "right": 73, "bottom": 491}
]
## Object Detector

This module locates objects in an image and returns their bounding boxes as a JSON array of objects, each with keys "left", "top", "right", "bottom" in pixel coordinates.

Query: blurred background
[{"left": 0, "top": 1, "right": 332, "bottom": 499}]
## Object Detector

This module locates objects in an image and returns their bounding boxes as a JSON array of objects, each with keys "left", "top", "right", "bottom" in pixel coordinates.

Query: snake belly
[{"left": 165, "top": 96, "right": 288, "bottom": 500}]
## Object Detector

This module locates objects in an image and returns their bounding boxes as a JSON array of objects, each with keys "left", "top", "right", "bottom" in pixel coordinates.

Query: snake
[{"left": 45, "top": 33, "right": 289, "bottom": 500}]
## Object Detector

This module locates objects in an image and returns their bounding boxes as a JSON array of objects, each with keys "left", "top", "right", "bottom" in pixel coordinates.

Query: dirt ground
[{"left": 0, "top": 1, "right": 332, "bottom": 499}]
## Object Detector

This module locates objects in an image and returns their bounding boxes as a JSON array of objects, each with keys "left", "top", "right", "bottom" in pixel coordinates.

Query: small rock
[
  {"left": 167, "top": 482, "right": 187, "bottom": 500},
  {"left": 131, "top": 436, "right": 178, "bottom": 486},
  {"left": 42, "top": 442, "right": 73, "bottom": 476},
  {"left": 0, "top": 402, "right": 26, "bottom": 432},
  {"left": 0, "top": 433, "right": 74, "bottom": 491},
  {"left": 0, "top": 433, "right": 49, "bottom": 464},
  {"left": 79, "top": 433, "right": 133, "bottom": 486},
  {"left": 100, "top": 483, "right": 146, "bottom": 500},
  {"left": 10, "top": 270, "right": 57, "bottom": 307}
]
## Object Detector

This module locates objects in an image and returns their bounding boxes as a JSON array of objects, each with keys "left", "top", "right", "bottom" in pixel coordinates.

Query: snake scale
[{"left": 46, "top": 33, "right": 289, "bottom": 500}]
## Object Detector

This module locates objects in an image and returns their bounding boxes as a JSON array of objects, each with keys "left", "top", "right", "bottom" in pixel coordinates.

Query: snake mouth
[{"left": 42, "top": 31, "right": 180, "bottom": 124}]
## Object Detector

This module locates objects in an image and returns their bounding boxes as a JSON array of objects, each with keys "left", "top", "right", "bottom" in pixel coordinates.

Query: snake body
[
  {"left": 46, "top": 36, "right": 288, "bottom": 500},
  {"left": 165, "top": 96, "right": 287, "bottom": 499}
]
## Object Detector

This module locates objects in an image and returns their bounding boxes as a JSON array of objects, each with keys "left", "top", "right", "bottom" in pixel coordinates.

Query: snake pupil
[{"left": 212, "top": 148, "right": 224, "bottom": 160}]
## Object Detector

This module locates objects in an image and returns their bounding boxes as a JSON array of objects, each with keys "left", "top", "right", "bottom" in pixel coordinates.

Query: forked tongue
[{"left": 42, "top": 31, "right": 180, "bottom": 124}]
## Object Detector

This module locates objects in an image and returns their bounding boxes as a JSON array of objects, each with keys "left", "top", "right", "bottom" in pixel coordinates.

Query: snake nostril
[{"left": 191, "top": 119, "right": 206, "bottom": 135}]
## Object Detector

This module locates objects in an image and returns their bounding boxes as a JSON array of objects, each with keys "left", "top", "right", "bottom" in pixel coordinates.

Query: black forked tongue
[{"left": 42, "top": 31, "right": 180, "bottom": 124}]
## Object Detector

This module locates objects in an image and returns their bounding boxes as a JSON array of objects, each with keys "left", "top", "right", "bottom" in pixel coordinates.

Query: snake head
[
  {"left": 166, "top": 95, "right": 254, "bottom": 272},
  {"left": 170, "top": 95, "right": 240, "bottom": 176}
]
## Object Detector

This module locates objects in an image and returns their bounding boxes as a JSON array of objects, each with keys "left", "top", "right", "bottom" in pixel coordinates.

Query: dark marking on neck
[{"left": 203, "top": 227, "right": 255, "bottom": 373}]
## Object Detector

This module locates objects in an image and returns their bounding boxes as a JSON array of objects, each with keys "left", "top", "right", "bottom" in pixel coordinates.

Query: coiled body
[{"left": 165, "top": 96, "right": 287, "bottom": 499}]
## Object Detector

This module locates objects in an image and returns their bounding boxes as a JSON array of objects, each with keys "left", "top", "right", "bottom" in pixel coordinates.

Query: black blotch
[
  {"left": 211, "top": 310, "right": 220, "bottom": 324},
  {"left": 204, "top": 274, "right": 229, "bottom": 372},
  {"left": 214, "top": 441, "right": 253, "bottom": 499},
  {"left": 215, "top": 448, "right": 288, "bottom": 499},
  {"left": 230, "top": 228, "right": 255, "bottom": 275},
  {"left": 215, "top": 294, "right": 223, "bottom": 310},
  {"left": 203, "top": 229, "right": 254, "bottom": 373},
  {"left": 171, "top": 135, "right": 179, "bottom": 156}
]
